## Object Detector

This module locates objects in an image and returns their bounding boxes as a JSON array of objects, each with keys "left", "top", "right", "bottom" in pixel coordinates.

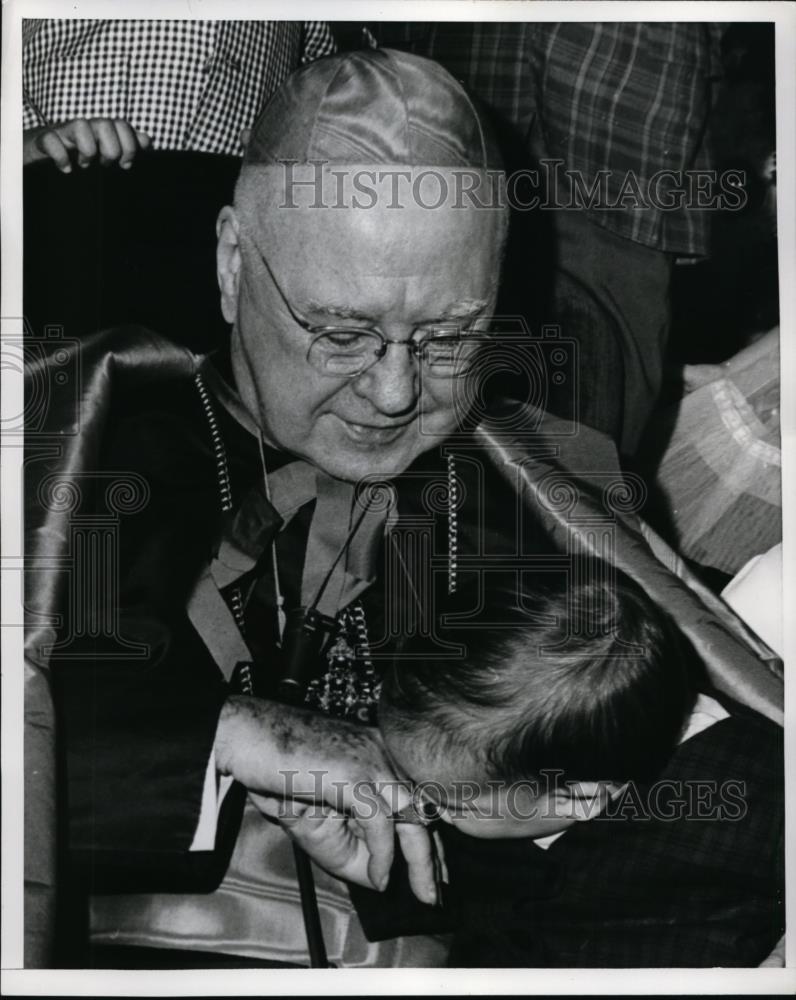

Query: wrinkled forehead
[{"left": 235, "top": 163, "right": 508, "bottom": 275}]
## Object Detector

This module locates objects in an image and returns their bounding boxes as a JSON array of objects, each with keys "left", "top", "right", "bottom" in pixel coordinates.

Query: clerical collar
[{"left": 196, "top": 349, "right": 389, "bottom": 618}]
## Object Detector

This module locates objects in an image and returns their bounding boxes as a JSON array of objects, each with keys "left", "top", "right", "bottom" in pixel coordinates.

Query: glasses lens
[
  {"left": 423, "top": 336, "right": 485, "bottom": 377},
  {"left": 308, "top": 330, "right": 382, "bottom": 376}
]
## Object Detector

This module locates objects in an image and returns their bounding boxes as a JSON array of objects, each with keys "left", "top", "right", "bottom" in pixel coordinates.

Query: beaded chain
[
  {"left": 194, "top": 371, "right": 392, "bottom": 719},
  {"left": 195, "top": 373, "right": 254, "bottom": 694},
  {"left": 447, "top": 452, "right": 459, "bottom": 595},
  {"left": 194, "top": 371, "right": 233, "bottom": 514}
]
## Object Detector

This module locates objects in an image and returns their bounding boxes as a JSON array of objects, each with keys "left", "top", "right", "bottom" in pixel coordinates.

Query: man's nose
[{"left": 351, "top": 343, "right": 419, "bottom": 415}]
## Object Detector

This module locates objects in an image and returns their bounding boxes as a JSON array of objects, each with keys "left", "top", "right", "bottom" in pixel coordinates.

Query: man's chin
[
  {"left": 303, "top": 430, "right": 430, "bottom": 483},
  {"left": 309, "top": 446, "right": 416, "bottom": 484}
]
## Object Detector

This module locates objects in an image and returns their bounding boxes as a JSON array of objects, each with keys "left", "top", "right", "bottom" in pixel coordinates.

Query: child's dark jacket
[{"left": 441, "top": 699, "right": 784, "bottom": 967}]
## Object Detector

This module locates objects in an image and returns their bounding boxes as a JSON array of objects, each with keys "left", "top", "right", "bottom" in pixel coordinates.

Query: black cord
[
  {"left": 307, "top": 492, "right": 373, "bottom": 614},
  {"left": 282, "top": 491, "right": 373, "bottom": 969},
  {"left": 293, "top": 844, "right": 333, "bottom": 968}
]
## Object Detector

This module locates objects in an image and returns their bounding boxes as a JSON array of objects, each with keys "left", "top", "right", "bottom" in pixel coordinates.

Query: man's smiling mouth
[{"left": 337, "top": 416, "right": 414, "bottom": 445}]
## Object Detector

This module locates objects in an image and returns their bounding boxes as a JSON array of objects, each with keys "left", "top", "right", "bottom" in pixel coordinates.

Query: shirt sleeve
[
  {"left": 22, "top": 20, "right": 46, "bottom": 130},
  {"left": 301, "top": 22, "right": 336, "bottom": 63},
  {"left": 23, "top": 100, "right": 43, "bottom": 131},
  {"left": 189, "top": 751, "right": 235, "bottom": 852}
]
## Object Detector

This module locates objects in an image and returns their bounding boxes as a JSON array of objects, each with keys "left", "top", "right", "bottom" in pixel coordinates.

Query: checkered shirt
[
  {"left": 374, "top": 22, "right": 723, "bottom": 256},
  {"left": 22, "top": 19, "right": 335, "bottom": 156}
]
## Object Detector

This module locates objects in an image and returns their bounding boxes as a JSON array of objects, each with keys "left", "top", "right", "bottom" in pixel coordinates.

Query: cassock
[{"left": 24, "top": 327, "right": 783, "bottom": 965}]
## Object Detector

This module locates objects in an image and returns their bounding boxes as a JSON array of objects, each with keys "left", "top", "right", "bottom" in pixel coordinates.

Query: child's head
[{"left": 379, "top": 574, "right": 696, "bottom": 839}]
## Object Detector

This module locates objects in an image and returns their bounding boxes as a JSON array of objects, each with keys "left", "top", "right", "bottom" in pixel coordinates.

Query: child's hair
[{"left": 380, "top": 573, "right": 696, "bottom": 785}]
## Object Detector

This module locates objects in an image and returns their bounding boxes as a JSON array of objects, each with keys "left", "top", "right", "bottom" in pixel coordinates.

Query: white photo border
[{"left": 2, "top": 1, "right": 794, "bottom": 994}]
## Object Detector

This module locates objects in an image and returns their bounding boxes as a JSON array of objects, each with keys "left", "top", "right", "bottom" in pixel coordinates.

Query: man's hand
[
  {"left": 214, "top": 695, "right": 439, "bottom": 904},
  {"left": 23, "top": 118, "right": 152, "bottom": 172},
  {"left": 250, "top": 793, "right": 448, "bottom": 900},
  {"left": 250, "top": 794, "right": 380, "bottom": 889}
]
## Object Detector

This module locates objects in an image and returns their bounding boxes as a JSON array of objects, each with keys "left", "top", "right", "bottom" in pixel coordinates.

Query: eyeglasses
[{"left": 245, "top": 234, "right": 489, "bottom": 379}]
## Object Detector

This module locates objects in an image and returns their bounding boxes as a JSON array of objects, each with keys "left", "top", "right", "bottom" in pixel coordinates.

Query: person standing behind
[
  {"left": 23, "top": 19, "right": 335, "bottom": 169},
  {"left": 373, "top": 22, "right": 722, "bottom": 456},
  {"left": 21, "top": 19, "right": 336, "bottom": 350}
]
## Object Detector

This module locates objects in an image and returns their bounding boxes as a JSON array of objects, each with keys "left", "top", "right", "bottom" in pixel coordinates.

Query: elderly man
[
  {"left": 25, "top": 47, "right": 781, "bottom": 970},
  {"left": 27, "top": 48, "right": 507, "bottom": 968}
]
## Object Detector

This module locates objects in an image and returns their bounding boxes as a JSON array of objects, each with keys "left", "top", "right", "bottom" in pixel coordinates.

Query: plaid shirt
[
  {"left": 374, "top": 22, "right": 723, "bottom": 256},
  {"left": 22, "top": 19, "right": 334, "bottom": 156}
]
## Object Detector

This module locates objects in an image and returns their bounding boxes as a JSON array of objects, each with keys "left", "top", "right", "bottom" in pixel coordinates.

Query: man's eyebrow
[
  {"left": 302, "top": 302, "right": 375, "bottom": 322},
  {"left": 301, "top": 298, "right": 492, "bottom": 324},
  {"left": 431, "top": 299, "right": 491, "bottom": 322}
]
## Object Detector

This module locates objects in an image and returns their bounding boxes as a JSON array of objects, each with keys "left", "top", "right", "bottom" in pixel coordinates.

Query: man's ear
[{"left": 216, "top": 206, "right": 242, "bottom": 325}]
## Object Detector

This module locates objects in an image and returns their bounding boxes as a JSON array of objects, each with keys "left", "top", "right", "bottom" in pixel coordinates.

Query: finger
[
  {"left": 134, "top": 129, "right": 152, "bottom": 149},
  {"left": 298, "top": 814, "right": 380, "bottom": 890},
  {"left": 113, "top": 120, "right": 139, "bottom": 169},
  {"left": 91, "top": 119, "right": 122, "bottom": 165},
  {"left": 35, "top": 130, "right": 72, "bottom": 173},
  {"left": 349, "top": 819, "right": 367, "bottom": 841},
  {"left": 67, "top": 119, "right": 99, "bottom": 167},
  {"left": 350, "top": 786, "right": 394, "bottom": 891},
  {"left": 277, "top": 810, "right": 381, "bottom": 890},
  {"left": 395, "top": 822, "right": 438, "bottom": 905},
  {"left": 379, "top": 779, "right": 439, "bottom": 904},
  {"left": 68, "top": 119, "right": 100, "bottom": 167},
  {"left": 342, "top": 832, "right": 381, "bottom": 889},
  {"left": 239, "top": 127, "right": 252, "bottom": 151}
]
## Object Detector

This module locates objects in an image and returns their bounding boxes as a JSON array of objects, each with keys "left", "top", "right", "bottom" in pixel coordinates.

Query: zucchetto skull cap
[{"left": 243, "top": 47, "right": 502, "bottom": 170}]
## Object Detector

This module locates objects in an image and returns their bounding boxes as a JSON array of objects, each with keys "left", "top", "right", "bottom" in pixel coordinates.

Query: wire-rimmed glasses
[
  {"left": 307, "top": 327, "right": 486, "bottom": 378},
  {"left": 245, "top": 232, "right": 489, "bottom": 379}
]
